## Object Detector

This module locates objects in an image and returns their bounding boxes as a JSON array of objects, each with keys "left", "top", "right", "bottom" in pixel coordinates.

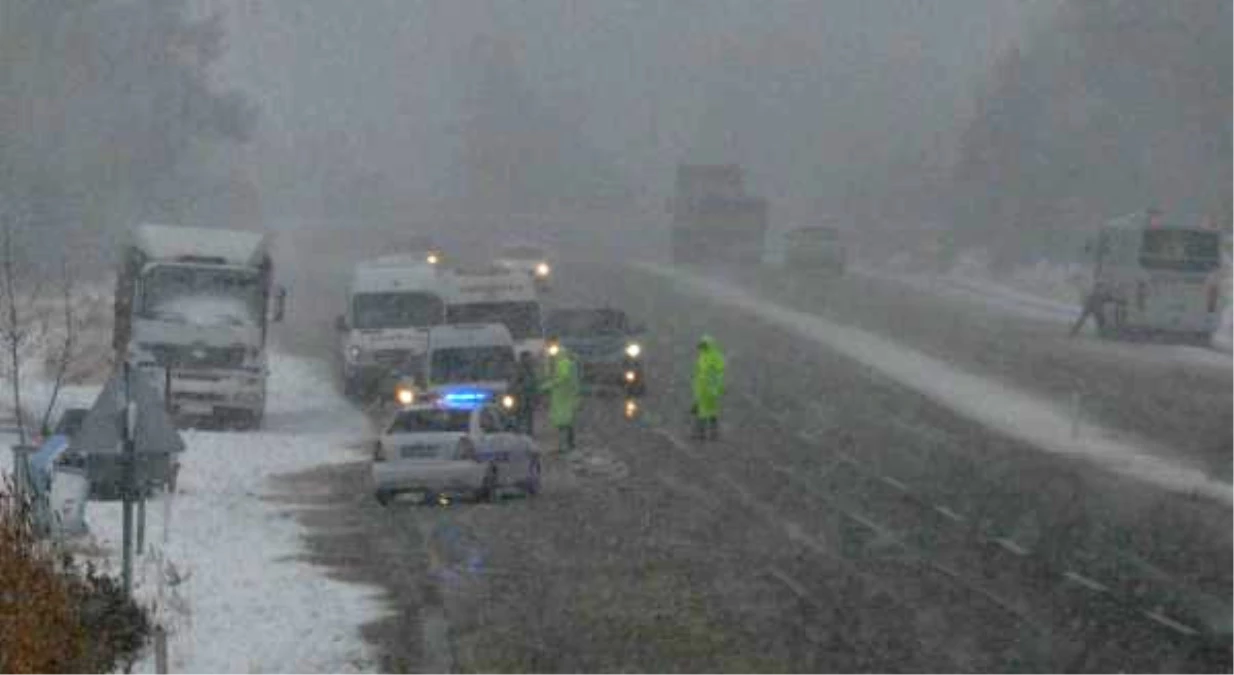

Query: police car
[{"left": 371, "top": 392, "right": 542, "bottom": 505}]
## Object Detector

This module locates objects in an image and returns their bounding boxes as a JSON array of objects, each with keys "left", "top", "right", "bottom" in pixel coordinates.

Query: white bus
[
  {"left": 338, "top": 255, "right": 446, "bottom": 398},
  {"left": 441, "top": 267, "right": 545, "bottom": 360},
  {"left": 1087, "top": 212, "right": 1226, "bottom": 342}
]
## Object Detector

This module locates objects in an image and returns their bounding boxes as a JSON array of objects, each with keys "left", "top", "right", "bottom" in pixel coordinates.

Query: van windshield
[
  {"left": 431, "top": 347, "right": 515, "bottom": 384},
  {"left": 447, "top": 302, "right": 543, "bottom": 340},
  {"left": 353, "top": 292, "right": 445, "bottom": 329},
  {"left": 1139, "top": 230, "right": 1221, "bottom": 272}
]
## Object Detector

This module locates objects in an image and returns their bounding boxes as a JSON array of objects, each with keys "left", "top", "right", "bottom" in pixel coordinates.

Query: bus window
[{"left": 1139, "top": 230, "right": 1221, "bottom": 273}]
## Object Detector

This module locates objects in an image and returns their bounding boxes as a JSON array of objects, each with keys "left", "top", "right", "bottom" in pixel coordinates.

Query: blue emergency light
[{"left": 439, "top": 389, "right": 492, "bottom": 409}]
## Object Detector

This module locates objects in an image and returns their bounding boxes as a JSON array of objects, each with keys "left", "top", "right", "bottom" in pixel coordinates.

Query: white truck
[
  {"left": 338, "top": 255, "right": 447, "bottom": 400},
  {"left": 441, "top": 266, "right": 545, "bottom": 360},
  {"left": 114, "top": 224, "right": 285, "bottom": 429}
]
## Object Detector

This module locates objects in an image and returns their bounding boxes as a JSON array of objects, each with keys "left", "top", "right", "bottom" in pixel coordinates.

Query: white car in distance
[{"left": 371, "top": 399, "right": 541, "bottom": 505}]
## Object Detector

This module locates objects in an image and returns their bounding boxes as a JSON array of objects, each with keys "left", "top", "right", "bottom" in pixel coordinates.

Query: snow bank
[
  {"left": 82, "top": 352, "right": 380, "bottom": 673},
  {"left": 640, "top": 262, "right": 1233, "bottom": 506}
]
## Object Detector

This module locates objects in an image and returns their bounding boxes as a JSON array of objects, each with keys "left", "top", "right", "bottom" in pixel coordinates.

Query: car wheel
[
  {"left": 523, "top": 456, "right": 542, "bottom": 496},
  {"left": 375, "top": 489, "right": 393, "bottom": 506}
]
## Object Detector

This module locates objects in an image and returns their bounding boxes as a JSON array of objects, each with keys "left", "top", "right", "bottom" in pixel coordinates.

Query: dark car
[{"left": 544, "top": 308, "right": 647, "bottom": 395}]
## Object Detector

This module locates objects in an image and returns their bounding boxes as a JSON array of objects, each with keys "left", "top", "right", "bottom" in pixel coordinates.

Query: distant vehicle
[
  {"left": 494, "top": 243, "right": 554, "bottom": 292},
  {"left": 783, "top": 224, "right": 847, "bottom": 276},
  {"left": 337, "top": 256, "right": 446, "bottom": 400},
  {"left": 441, "top": 267, "right": 546, "bottom": 360},
  {"left": 405, "top": 235, "right": 444, "bottom": 267},
  {"left": 669, "top": 164, "right": 768, "bottom": 266},
  {"left": 115, "top": 224, "right": 286, "bottom": 430},
  {"left": 371, "top": 399, "right": 541, "bottom": 505},
  {"left": 1086, "top": 211, "right": 1225, "bottom": 342},
  {"left": 389, "top": 323, "right": 523, "bottom": 415},
  {"left": 544, "top": 308, "right": 647, "bottom": 396}
]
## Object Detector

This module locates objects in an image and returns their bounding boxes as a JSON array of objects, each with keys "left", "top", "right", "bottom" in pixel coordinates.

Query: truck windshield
[
  {"left": 352, "top": 292, "right": 445, "bottom": 329},
  {"left": 140, "top": 266, "right": 262, "bottom": 326},
  {"left": 446, "top": 302, "right": 543, "bottom": 340},
  {"left": 1139, "top": 230, "right": 1221, "bottom": 272},
  {"left": 431, "top": 347, "right": 515, "bottom": 384}
]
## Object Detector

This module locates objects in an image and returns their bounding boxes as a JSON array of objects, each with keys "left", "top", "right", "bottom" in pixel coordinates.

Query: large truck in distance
[
  {"left": 670, "top": 164, "right": 769, "bottom": 266},
  {"left": 337, "top": 255, "right": 447, "bottom": 400},
  {"left": 114, "top": 224, "right": 285, "bottom": 429}
]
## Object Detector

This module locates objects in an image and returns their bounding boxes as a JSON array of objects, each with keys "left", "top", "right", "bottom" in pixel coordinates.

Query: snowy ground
[
  {"left": 639, "top": 262, "right": 1233, "bottom": 506},
  {"left": 6, "top": 351, "right": 383, "bottom": 673}
]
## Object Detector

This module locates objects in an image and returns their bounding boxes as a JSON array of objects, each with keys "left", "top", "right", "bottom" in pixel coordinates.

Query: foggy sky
[{"left": 201, "top": 0, "right": 1049, "bottom": 223}]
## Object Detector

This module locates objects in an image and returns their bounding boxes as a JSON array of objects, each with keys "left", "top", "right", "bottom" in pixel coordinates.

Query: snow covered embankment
[
  {"left": 638, "top": 262, "right": 1232, "bottom": 507},
  {"left": 85, "top": 353, "right": 381, "bottom": 673}
]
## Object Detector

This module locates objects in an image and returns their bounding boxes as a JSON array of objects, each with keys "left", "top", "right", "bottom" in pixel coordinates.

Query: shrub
[{"left": 0, "top": 483, "right": 149, "bottom": 672}]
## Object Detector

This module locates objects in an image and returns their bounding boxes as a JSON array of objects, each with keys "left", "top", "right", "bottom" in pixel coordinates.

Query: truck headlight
[
  {"left": 347, "top": 345, "right": 362, "bottom": 361},
  {"left": 427, "top": 253, "right": 440, "bottom": 265},
  {"left": 625, "top": 343, "right": 641, "bottom": 358},
  {"left": 535, "top": 262, "right": 551, "bottom": 278},
  {"left": 624, "top": 370, "right": 637, "bottom": 383},
  {"left": 395, "top": 387, "right": 415, "bottom": 405},
  {"left": 501, "top": 394, "right": 516, "bottom": 409}
]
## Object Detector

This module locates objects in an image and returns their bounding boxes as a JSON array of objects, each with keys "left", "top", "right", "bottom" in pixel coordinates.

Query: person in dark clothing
[{"left": 511, "top": 352, "right": 540, "bottom": 435}]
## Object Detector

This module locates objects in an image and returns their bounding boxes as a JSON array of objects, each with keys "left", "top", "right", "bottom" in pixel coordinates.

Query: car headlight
[
  {"left": 426, "top": 253, "right": 440, "bottom": 265},
  {"left": 395, "top": 387, "right": 415, "bottom": 405},
  {"left": 547, "top": 342, "right": 560, "bottom": 357},
  {"left": 625, "top": 343, "right": 641, "bottom": 358},
  {"left": 501, "top": 394, "right": 516, "bottom": 409},
  {"left": 624, "top": 399, "right": 639, "bottom": 419},
  {"left": 624, "top": 370, "right": 637, "bottom": 383},
  {"left": 347, "top": 345, "right": 363, "bottom": 361},
  {"left": 534, "top": 262, "right": 551, "bottom": 277}
]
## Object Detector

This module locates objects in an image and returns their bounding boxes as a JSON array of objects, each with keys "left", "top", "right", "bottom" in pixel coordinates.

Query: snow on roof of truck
[{"left": 131, "top": 223, "right": 269, "bottom": 266}]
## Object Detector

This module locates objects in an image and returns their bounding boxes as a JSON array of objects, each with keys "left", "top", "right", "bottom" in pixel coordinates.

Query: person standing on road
[
  {"left": 543, "top": 341, "right": 581, "bottom": 453},
  {"left": 691, "top": 335, "right": 726, "bottom": 441},
  {"left": 510, "top": 352, "right": 540, "bottom": 436}
]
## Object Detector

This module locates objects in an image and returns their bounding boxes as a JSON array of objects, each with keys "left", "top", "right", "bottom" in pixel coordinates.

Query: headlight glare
[
  {"left": 534, "top": 262, "right": 551, "bottom": 277},
  {"left": 625, "top": 343, "right": 641, "bottom": 358},
  {"left": 396, "top": 388, "right": 415, "bottom": 405},
  {"left": 501, "top": 394, "right": 516, "bottom": 409}
]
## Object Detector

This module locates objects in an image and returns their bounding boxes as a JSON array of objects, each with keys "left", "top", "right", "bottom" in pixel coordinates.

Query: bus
[{"left": 1086, "top": 211, "right": 1225, "bottom": 342}]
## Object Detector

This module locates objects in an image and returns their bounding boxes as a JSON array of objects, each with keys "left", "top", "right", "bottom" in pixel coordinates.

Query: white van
[
  {"left": 1087, "top": 212, "right": 1225, "bottom": 341},
  {"left": 338, "top": 255, "right": 446, "bottom": 398},
  {"left": 422, "top": 324, "right": 518, "bottom": 408},
  {"left": 441, "top": 267, "right": 545, "bottom": 360}
]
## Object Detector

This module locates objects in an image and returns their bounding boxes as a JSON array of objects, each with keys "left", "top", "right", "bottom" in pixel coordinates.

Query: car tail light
[
  {"left": 1136, "top": 281, "right": 1149, "bottom": 311},
  {"left": 456, "top": 437, "right": 476, "bottom": 461},
  {"left": 1207, "top": 282, "right": 1221, "bottom": 313}
]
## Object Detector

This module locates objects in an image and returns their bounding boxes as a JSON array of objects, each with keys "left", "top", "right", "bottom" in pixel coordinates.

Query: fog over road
[{"left": 270, "top": 221, "right": 1232, "bottom": 672}]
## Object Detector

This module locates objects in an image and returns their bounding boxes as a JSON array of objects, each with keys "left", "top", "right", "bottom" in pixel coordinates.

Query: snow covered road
[{"left": 84, "top": 353, "right": 381, "bottom": 673}]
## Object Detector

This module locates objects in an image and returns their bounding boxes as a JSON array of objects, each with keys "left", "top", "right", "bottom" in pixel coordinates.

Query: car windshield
[
  {"left": 352, "top": 292, "right": 445, "bottom": 329},
  {"left": 1139, "top": 229, "right": 1222, "bottom": 272},
  {"left": 430, "top": 347, "right": 515, "bottom": 384},
  {"left": 140, "top": 265, "right": 262, "bottom": 326},
  {"left": 446, "top": 302, "right": 543, "bottom": 340},
  {"left": 386, "top": 409, "right": 471, "bottom": 434},
  {"left": 545, "top": 309, "right": 628, "bottom": 336}
]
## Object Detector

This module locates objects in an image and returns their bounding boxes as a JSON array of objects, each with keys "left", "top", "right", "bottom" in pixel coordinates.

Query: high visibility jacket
[
  {"left": 692, "top": 339, "right": 726, "bottom": 419},
  {"left": 543, "top": 352, "right": 581, "bottom": 427}
]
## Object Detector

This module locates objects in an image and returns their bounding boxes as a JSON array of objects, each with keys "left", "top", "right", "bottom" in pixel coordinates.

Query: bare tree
[
  {"left": 37, "top": 259, "right": 75, "bottom": 439},
  {"left": 0, "top": 212, "right": 36, "bottom": 444}
]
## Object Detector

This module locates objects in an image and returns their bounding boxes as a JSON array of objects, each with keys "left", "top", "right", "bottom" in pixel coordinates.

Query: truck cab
[
  {"left": 116, "top": 224, "right": 284, "bottom": 430},
  {"left": 338, "top": 255, "right": 447, "bottom": 400}
]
